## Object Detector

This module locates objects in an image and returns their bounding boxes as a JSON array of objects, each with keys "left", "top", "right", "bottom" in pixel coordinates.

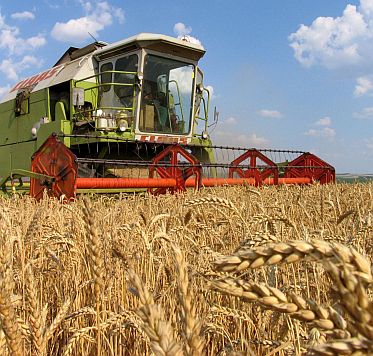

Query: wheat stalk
[
  {"left": 183, "top": 197, "right": 248, "bottom": 229},
  {"left": 44, "top": 298, "right": 71, "bottom": 343},
  {"left": 0, "top": 239, "right": 23, "bottom": 356},
  {"left": 209, "top": 305, "right": 253, "bottom": 324},
  {"left": 82, "top": 197, "right": 104, "bottom": 355}
]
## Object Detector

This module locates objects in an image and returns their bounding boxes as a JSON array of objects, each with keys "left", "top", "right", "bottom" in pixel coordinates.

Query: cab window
[
  {"left": 15, "top": 89, "right": 31, "bottom": 116},
  {"left": 100, "top": 62, "right": 113, "bottom": 92},
  {"left": 114, "top": 54, "right": 138, "bottom": 109},
  {"left": 140, "top": 54, "right": 194, "bottom": 135}
]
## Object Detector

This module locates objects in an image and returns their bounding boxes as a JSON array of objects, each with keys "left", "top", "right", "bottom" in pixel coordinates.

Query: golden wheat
[{"left": 0, "top": 183, "right": 369, "bottom": 354}]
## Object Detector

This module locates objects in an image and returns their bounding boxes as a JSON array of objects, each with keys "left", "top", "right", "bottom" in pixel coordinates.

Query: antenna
[
  {"left": 88, "top": 32, "right": 98, "bottom": 43},
  {"left": 213, "top": 106, "right": 219, "bottom": 123}
]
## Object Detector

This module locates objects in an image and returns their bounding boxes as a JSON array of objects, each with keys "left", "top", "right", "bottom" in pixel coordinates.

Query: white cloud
[
  {"left": 113, "top": 8, "right": 125, "bottom": 24},
  {"left": 0, "top": 85, "right": 10, "bottom": 99},
  {"left": 361, "top": 0, "right": 373, "bottom": 16},
  {"left": 304, "top": 127, "right": 336, "bottom": 138},
  {"left": 0, "top": 55, "right": 41, "bottom": 81},
  {"left": 0, "top": 10, "right": 45, "bottom": 85},
  {"left": 51, "top": 1, "right": 124, "bottom": 43},
  {"left": 11, "top": 11, "right": 35, "bottom": 20},
  {"left": 174, "top": 23, "right": 192, "bottom": 36},
  {"left": 257, "top": 109, "right": 283, "bottom": 119},
  {"left": 316, "top": 116, "right": 332, "bottom": 126},
  {"left": 214, "top": 130, "right": 269, "bottom": 148},
  {"left": 0, "top": 11, "right": 46, "bottom": 55},
  {"left": 289, "top": 2, "right": 372, "bottom": 68},
  {"left": 0, "top": 60, "right": 20, "bottom": 81},
  {"left": 20, "top": 55, "right": 40, "bottom": 67},
  {"left": 354, "top": 76, "right": 373, "bottom": 96},
  {"left": 26, "top": 35, "right": 47, "bottom": 48},
  {"left": 173, "top": 22, "right": 202, "bottom": 46},
  {"left": 0, "top": 13, "right": 5, "bottom": 29},
  {"left": 353, "top": 106, "right": 373, "bottom": 118},
  {"left": 245, "top": 133, "right": 269, "bottom": 146},
  {"left": 79, "top": 0, "right": 93, "bottom": 13},
  {"left": 305, "top": 117, "right": 336, "bottom": 139},
  {"left": 224, "top": 116, "right": 238, "bottom": 125},
  {"left": 0, "top": 12, "right": 46, "bottom": 55},
  {"left": 205, "top": 85, "right": 216, "bottom": 99},
  {"left": 365, "top": 137, "right": 373, "bottom": 150},
  {"left": 45, "top": 1, "right": 60, "bottom": 10},
  {"left": 322, "top": 127, "right": 336, "bottom": 138}
]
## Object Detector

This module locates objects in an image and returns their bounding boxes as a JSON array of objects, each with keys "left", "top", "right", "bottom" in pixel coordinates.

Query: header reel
[{"left": 15, "top": 134, "right": 335, "bottom": 201}]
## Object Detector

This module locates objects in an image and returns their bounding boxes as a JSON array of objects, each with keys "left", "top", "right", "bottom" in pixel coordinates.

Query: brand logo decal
[
  {"left": 11, "top": 65, "right": 64, "bottom": 92},
  {"left": 138, "top": 135, "right": 188, "bottom": 144}
]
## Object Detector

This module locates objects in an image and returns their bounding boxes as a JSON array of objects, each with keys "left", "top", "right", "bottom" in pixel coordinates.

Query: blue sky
[{"left": 1, "top": 0, "right": 373, "bottom": 173}]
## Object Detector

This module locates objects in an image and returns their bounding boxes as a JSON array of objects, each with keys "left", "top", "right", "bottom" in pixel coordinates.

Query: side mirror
[
  {"left": 135, "top": 72, "right": 143, "bottom": 90},
  {"left": 196, "top": 83, "right": 204, "bottom": 94}
]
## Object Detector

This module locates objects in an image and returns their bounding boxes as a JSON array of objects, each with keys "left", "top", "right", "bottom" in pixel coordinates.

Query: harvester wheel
[
  {"left": 148, "top": 144, "right": 202, "bottom": 195},
  {"left": 284, "top": 153, "right": 335, "bottom": 184},
  {"left": 229, "top": 149, "right": 278, "bottom": 186},
  {"left": 30, "top": 134, "right": 78, "bottom": 200}
]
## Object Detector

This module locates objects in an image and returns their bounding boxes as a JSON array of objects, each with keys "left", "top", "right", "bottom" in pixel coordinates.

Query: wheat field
[{"left": 0, "top": 182, "right": 372, "bottom": 355}]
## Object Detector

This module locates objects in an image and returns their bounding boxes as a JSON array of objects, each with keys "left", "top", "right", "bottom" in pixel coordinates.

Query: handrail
[
  {"left": 169, "top": 79, "right": 185, "bottom": 123},
  {"left": 74, "top": 70, "right": 138, "bottom": 85},
  {"left": 193, "top": 87, "right": 210, "bottom": 137},
  {"left": 73, "top": 70, "right": 139, "bottom": 122}
]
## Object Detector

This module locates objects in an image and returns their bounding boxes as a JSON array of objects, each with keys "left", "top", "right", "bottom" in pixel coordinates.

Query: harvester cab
[
  {"left": 0, "top": 33, "right": 335, "bottom": 200},
  {"left": 71, "top": 33, "right": 210, "bottom": 144}
]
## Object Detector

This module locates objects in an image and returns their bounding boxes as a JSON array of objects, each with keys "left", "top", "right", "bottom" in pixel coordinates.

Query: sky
[{"left": 0, "top": 0, "right": 373, "bottom": 173}]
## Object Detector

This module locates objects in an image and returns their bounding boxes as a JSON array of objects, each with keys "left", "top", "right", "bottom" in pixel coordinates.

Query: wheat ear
[
  {"left": 173, "top": 245, "right": 205, "bottom": 355},
  {"left": 25, "top": 264, "right": 44, "bottom": 355},
  {"left": 213, "top": 240, "right": 371, "bottom": 280},
  {"left": 82, "top": 198, "right": 104, "bottom": 306},
  {"left": 82, "top": 197, "right": 104, "bottom": 355},
  {"left": 210, "top": 277, "right": 349, "bottom": 334},
  {"left": 307, "top": 337, "right": 372, "bottom": 355},
  {"left": 325, "top": 263, "right": 373, "bottom": 341},
  {"left": 128, "top": 269, "right": 183, "bottom": 356}
]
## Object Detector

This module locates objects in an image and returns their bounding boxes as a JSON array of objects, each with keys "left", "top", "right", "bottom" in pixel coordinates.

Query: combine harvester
[{"left": 0, "top": 33, "right": 335, "bottom": 200}]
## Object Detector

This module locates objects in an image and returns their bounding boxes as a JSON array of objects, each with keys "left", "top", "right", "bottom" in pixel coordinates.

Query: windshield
[
  {"left": 140, "top": 54, "right": 194, "bottom": 135},
  {"left": 99, "top": 54, "right": 138, "bottom": 113}
]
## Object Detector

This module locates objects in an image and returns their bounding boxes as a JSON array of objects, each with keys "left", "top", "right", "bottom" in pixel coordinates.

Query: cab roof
[{"left": 94, "top": 33, "right": 206, "bottom": 62}]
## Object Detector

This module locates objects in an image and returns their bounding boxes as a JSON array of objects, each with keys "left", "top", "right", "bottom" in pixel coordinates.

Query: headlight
[
  {"left": 202, "top": 130, "right": 209, "bottom": 139},
  {"left": 117, "top": 119, "right": 129, "bottom": 132}
]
